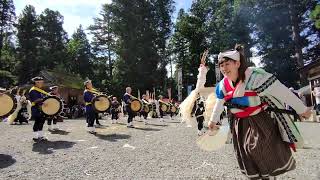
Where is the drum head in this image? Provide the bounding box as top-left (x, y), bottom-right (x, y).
top-left (171, 106), bottom-right (177, 113)
top-left (0, 94), bottom-right (17, 118)
top-left (160, 104), bottom-right (168, 112)
top-left (144, 105), bottom-right (150, 113)
top-left (130, 99), bottom-right (142, 112)
top-left (93, 95), bottom-right (111, 112)
top-left (42, 96), bottom-right (62, 116)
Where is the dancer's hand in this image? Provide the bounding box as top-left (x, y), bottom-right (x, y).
top-left (208, 121), bottom-right (219, 131)
top-left (200, 49), bottom-right (209, 65)
top-left (42, 102), bottom-right (48, 108)
top-left (299, 108), bottom-right (312, 119)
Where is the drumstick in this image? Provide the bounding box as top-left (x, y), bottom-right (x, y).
top-left (146, 90), bottom-right (150, 100)
top-left (22, 89), bottom-right (26, 96)
top-left (200, 49), bottom-right (209, 65)
top-left (17, 87), bottom-right (20, 95)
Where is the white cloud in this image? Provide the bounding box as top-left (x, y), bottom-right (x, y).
top-left (14, 0), bottom-right (192, 39)
top-left (14, 0), bottom-right (111, 37)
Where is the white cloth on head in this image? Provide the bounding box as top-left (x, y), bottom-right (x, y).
top-left (218, 50), bottom-right (240, 61)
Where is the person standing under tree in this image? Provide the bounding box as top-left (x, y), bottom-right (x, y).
top-left (312, 86), bottom-right (320, 115)
top-left (111, 97), bottom-right (120, 124)
top-left (29, 77), bottom-right (49, 142)
top-left (195, 93), bottom-right (205, 136)
top-left (83, 80), bottom-right (97, 134)
top-left (123, 87), bottom-right (135, 128)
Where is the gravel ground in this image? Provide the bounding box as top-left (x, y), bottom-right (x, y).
top-left (0, 116), bottom-right (320, 180)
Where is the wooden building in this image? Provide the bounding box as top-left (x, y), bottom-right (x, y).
top-left (299, 59), bottom-right (320, 106)
top-left (22, 71), bottom-right (85, 107)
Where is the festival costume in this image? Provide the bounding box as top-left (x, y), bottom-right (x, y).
top-left (29, 84), bottom-right (50, 141)
top-left (209, 67), bottom-right (306, 179)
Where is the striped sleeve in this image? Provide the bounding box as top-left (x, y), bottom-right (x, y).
top-left (215, 80), bottom-right (225, 99)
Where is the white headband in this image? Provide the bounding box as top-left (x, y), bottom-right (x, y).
top-left (218, 50), bottom-right (240, 61)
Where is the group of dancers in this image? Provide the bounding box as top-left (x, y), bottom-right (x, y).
top-left (0, 76), bottom-right (179, 139)
top-left (84, 80), bottom-right (179, 134)
top-left (0, 42), bottom-right (314, 179)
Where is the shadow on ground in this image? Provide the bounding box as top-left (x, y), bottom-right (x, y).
top-left (32, 140), bottom-right (76, 154)
top-left (0, 154), bottom-right (16, 169)
top-left (134, 127), bottom-right (161, 132)
top-left (49, 129), bottom-right (70, 135)
top-left (148, 123), bottom-right (168, 127)
top-left (95, 133), bottom-right (131, 142)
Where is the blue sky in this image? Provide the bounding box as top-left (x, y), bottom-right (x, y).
top-left (14, 0), bottom-right (193, 37)
top-left (13, 0), bottom-right (261, 66)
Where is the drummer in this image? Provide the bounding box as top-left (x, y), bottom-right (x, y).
top-left (47, 85), bottom-right (61, 131)
top-left (111, 97), bottom-right (120, 124)
top-left (83, 80), bottom-right (97, 134)
top-left (123, 87), bottom-right (135, 128)
top-left (0, 87), bottom-right (6, 95)
top-left (141, 94), bottom-right (149, 124)
top-left (168, 99), bottom-right (175, 120)
top-left (0, 87), bottom-right (6, 121)
top-left (158, 95), bottom-right (165, 121)
top-left (29, 77), bottom-right (48, 142)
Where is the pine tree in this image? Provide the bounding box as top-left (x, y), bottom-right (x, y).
top-left (38, 8), bottom-right (68, 69)
top-left (16, 5), bottom-right (40, 83)
top-left (67, 25), bottom-right (93, 79)
top-left (89, 4), bottom-right (116, 79)
top-left (0, 0), bottom-right (15, 59)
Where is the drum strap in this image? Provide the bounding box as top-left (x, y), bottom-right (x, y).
top-left (29, 86), bottom-right (50, 96)
top-left (85, 89), bottom-right (101, 95)
top-left (30, 86), bottom-right (50, 106)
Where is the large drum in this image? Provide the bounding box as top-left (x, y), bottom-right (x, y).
top-left (130, 99), bottom-right (142, 112)
top-left (142, 103), bottom-right (151, 113)
top-left (160, 102), bottom-right (168, 112)
top-left (92, 95), bottom-right (111, 113)
top-left (41, 96), bottom-right (63, 116)
top-left (170, 105), bottom-right (177, 113)
top-left (0, 93), bottom-right (17, 118)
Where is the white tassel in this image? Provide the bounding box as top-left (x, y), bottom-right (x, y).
top-left (8, 102), bottom-right (22, 124)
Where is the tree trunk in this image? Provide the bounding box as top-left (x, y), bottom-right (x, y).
top-left (288, 1), bottom-right (307, 85)
top-left (107, 15), bottom-right (113, 79)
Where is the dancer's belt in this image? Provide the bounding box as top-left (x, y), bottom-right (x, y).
top-left (224, 102), bottom-right (297, 115)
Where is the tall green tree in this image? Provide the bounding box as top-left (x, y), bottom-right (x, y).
top-left (169, 9), bottom-right (193, 97)
top-left (104, 0), bottom-right (173, 97)
top-left (66, 25), bottom-right (93, 79)
top-left (89, 4), bottom-right (116, 80)
top-left (0, 35), bottom-right (16, 87)
top-left (0, 0), bottom-right (15, 59)
top-left (38, 8), bottom-right (68, 69)
top-left (16, 5), bottom-right (40, 83)
top-left (170, 0), bottom-right (256, 97)
top-left (252, 0), bottom-right (298, 87)
top-left (252, 0), bottom-right (319, 87)
top-left (151, 0), bottom-right (175, 91)
top-left (305, 3), bottom-right (320, 62)
top-left (311, 4), bottom-right (320, 29)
